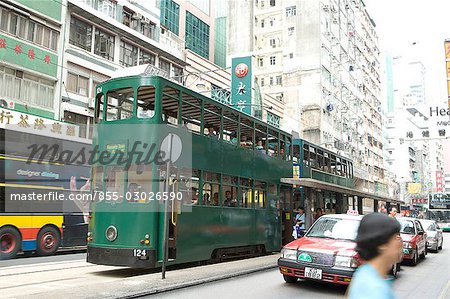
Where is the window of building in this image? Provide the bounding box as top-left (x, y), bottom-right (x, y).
top-left (269, 18), bottom-right (274, 26)
top-left (64, 111), bottom-right (93, 138)
top-left (160, 0), bottom-right (180, 35)
top-left (286, 6), bottom-right (297, 17)
top-left (140, 20), bottom-right (157, 40)
top-left (67, 72), bottom-right (89, 96)
top-left (159, 58), bottom-right (171, 77)
top-left (257, 57), bottom-right (264, 67)
top-left (69, 17), bottom-right (92, 51)
top-left (270, 38), bottom-right (276, 47)
top-left (270, 0), bottom-right (276, 7)
top-left (98, 0), bottom-right (116, 19)
top-left (260, 77), bottom-right (265, 86)
top-left (288, 26), bottom-right (294, 36)
top-left (0, 8), bottom-right (8, 31)
top-left (94, 28), bottom-right (114, 61)
top-left (185, 11), bottom-right (210, 59)
top-left (119, 40), bottom-right (138, 67)
top-left (173, 65), bottom-right (183, 83)
top-left (270, 56), bottom-right (276, 65)
top-left (276, 75), bottom-right (282, 85)
top-left (289, 53), bottom-right (294, 59)
top-left (139, 50), bottom-right (155, 65)
top-left (269, 77), bottom-right (274, 86)
top-left (261, 19), bottom-right (265, 28)
top-left (0, 65), bottom-right (54, 109)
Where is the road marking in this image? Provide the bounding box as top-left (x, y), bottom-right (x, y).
top-left (438, 279), bottom-right (450, 299)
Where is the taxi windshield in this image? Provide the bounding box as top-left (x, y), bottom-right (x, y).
top-left (399, 220), bottom-right (415, 234)
top-left (306, 217), bottom-right (360, 241)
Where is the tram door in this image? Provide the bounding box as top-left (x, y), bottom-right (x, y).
top-left (168, 179), bottom-right (179, 260)
top-left (280, 185), bottom-right (293, 245)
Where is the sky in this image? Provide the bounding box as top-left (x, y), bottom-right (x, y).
top-left (364, 0), bottom-right (449, 105)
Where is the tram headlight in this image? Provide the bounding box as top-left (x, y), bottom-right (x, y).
top-left (105, 225), bottom-right (118, 242)
top-left (281, 248), bottom-right (297, 260)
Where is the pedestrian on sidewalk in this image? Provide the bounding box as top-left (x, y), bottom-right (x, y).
top-left (292, 219), bottom-right (303, 239)
top-left (348, 213), bottom-right (402, 299)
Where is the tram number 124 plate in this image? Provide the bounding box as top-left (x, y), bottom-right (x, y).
top-left (304, 267), bottom-right (322, 280)
top-left (133, 249), bottom-right (147, 257)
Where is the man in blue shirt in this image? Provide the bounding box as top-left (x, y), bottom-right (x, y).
top-left (294, 207), bottom-right (306, 237)
top-left (348, 213), bottom-right (402, 299)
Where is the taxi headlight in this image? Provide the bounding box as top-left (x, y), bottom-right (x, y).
top-left (281, 248), bottom-right (297, 260)
top-left (334, 255), bottom-right (358, 268)
top-left (403, 242), bottom-right (413, 249)
top-left (106, 225), bottom-right (118, 242)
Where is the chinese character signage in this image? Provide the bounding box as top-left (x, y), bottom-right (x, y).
top-left (436, 170), bottom-right (443, 192)
top-left (231, 56), bottom-right (252, 116)
top-left (407, 182), bottom-right (421, 194)
top-left (0, 108), bottom-right (79, 139)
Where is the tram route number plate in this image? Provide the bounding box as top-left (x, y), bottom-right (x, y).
top-left (304, 267), bottom-right (322, 280)
top-left (133, 249), bottom-right (147, 257)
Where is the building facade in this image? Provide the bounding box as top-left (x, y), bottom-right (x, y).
top-left (228, 0), bottom-right (387, 195)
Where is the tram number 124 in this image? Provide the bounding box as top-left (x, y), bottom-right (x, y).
top-left (133, 249), bottom-right (147, 257)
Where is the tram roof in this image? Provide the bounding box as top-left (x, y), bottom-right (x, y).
top-left (101, 73), bottom-right (293, 137)
top-left (281, 177), bottom-right (403, 204)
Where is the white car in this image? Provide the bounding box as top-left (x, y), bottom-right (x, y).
top-left (419, 220), bottom-right (443, 252)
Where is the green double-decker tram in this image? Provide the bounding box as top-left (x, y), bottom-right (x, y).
top-left (87, 75), bottom-right (293, 268)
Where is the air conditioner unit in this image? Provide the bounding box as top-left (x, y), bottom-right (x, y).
top-left (88, 98), bottom-right (95, 109)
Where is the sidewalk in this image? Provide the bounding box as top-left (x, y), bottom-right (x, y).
top-left (6, 254), bottom-right (279, 299)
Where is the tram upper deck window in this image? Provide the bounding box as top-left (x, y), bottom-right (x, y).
top-left (303, 144), bottom-right (309, 166)
top-left (161, 86), bottom-right (179, 126)
top-left (137, 86), bottom-right (156, 119)
top-left (95, 93), bottom-right (104, 123)
top-left (203, 102), bottom-right (221, 139)
top-left (181, 95), bottom-right (201, 134)
top-left (106, 88), bottom-right (134, 121)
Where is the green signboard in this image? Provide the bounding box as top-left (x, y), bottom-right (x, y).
top-left (0, 34), bottom-right (58, 77)
top-left (231, 56), bottom-right (252, 116)
top-left (15, 0), bottom-right (62, 21)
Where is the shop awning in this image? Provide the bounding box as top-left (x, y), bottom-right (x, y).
top-left (281, 177), bottom-right (403, 204)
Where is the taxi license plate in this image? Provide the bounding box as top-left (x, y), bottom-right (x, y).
top-left (304, 267), bottom-right (322, 280)
top-left (133, 249), bottom-right (147, 257)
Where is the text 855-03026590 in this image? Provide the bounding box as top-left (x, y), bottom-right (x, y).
top-left (92, 191), bottom-right (183, 202)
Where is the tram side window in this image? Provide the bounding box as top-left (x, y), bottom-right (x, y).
top-left (105, 166), bottom-right (125, 202)
top-left (255, 123), bottom-right (267, 154)
top-left (268, 129), bottom-right (279, 157)
top-left (255, 181), bottom-right (267, 209)
top-left (126, 164), bottom-right (152, 203)
top-left (239, 178), bottom-right (252, 208)
top-left (106, 88), bottom-right (134, 121)
top-left (203, 103), bottom-right (221, 139)
top-left (324, 153), bottom-right (331, 172)
top-left (330, 155), bottom-right (336, 174)
top-left (181, 97), bottom-right (201, 134)
top-left (317, 149), bottom-right (324, 170)
top-left (309, 147), bottom-right (318, 169)
top-left (336, 157), bottom-right (342, 176)
top-left (161, 86), bottom-right (179, 126)
top-left (240, 122), bottom-right (254, 149)
top-left (293, 144), bottom-right (300, 162)
top-left (286, 137), bottom-right (292, 161)
top-left (222, 175), bottom-right (238, 207)
top-left (223, 109), bottom-right (239, 145)
top-left (202, 171), bottom-right (220, 206)
top-left (303, 144), bottom-right (310, 166)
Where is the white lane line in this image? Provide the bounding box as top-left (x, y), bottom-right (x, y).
top-left (438, 279), bottom-right (450, 299)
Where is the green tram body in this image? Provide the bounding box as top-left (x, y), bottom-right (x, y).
top-left (87, 76), bottom-right (293, 268)
top-left (292, 139), bottom-right (355, 189)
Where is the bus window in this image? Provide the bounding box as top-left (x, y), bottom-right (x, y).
top-left (106, 87), bottom-right (134, 121)
top-left (105, 166), bottom-right (125, 202)
top-left (137, 86), bottom-right (156, 119)
top-left (181, 96), bottom-right (201, 134)
top-left (223, 109), bottom-right (238, 144)
top-left (126, 164), bottom-right (152, 203)
top-left (255, 181), bottom-right (266, 209)
top-left (95, 93), bottom-right (104, 123)
top-left (239, 178), bottom-right (252, 208)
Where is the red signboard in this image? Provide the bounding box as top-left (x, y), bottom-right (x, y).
top-left (436, 170), bottom-right (443, 192)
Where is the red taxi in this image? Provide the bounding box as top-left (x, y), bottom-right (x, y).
top-left (398, 217), bottom-right (427, 265)
top-left (278, 213), bottom-right (363, 285)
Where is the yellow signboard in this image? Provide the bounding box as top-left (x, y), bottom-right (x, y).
top-left (407, 183), bottom-right (421, 194)
top-left (445, 41), bottom-right (450, 59)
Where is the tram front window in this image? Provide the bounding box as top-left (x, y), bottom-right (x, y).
top-left (106, 87), bottom-right (134, 121)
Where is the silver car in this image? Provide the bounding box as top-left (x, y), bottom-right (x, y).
top-left (419, 219), bottom-right (443, 252)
